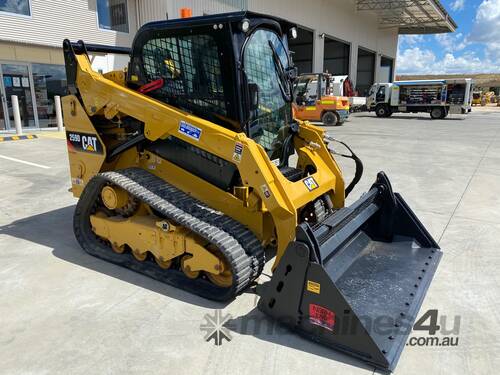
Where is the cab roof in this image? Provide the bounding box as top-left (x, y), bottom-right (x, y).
top-left (138, 11), bottom-right (296, 34)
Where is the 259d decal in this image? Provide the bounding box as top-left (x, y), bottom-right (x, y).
top-left (67, 132), bottom-right (104, 154)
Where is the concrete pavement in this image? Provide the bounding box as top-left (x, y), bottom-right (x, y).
top-left (1, 111), bottom-right (499, 374)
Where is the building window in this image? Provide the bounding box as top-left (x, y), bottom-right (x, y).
top-left (32, 64), bottom-right (67, 127)
top-left (97, 0), bottom-right (129, 33)
top-left (0, 0), bottom-right (31, 16)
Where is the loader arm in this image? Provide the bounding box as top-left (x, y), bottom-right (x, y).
top-left (63, 41), bottom-right (345, 268)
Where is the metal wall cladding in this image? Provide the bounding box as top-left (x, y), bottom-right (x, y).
top-left (137, 0), bottom-right (247, 24)
top-left (137, 0), bottom-right (397, 58)
top-left (0, 0), bottom-right (137, 48)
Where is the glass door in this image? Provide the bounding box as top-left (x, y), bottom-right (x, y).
top-left (0, 69), bottom-right (7, 130)
top-left (0, 89), bottom-right (6, 130)
top-left (0, 63), bottom-right (37, 129)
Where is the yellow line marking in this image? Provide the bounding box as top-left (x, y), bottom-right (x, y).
top-left (0, 134), bottom-right (38, 141)
top-left (0, 154), bottom-right (50, 169)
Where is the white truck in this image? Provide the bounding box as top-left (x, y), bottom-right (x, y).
top-left (367, 79), bottom-right (473, 119)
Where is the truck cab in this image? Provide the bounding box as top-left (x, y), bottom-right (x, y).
top-left (366, 83), bottom-right (392, 116)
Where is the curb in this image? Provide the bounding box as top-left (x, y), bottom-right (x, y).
top-left (0, 134), bottom-right (38, 142)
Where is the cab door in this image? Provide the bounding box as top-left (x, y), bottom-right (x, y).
top-left (376, 85), bottom-right (386, 103)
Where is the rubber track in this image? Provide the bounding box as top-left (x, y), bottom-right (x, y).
top-left (73, 168), bottom-right (265, 301)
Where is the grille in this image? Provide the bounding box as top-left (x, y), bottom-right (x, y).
top-left (141, 34), bottom-right (226, 117)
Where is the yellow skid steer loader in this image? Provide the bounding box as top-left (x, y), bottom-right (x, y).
top-left (62, 11), bottom-right (441, 371)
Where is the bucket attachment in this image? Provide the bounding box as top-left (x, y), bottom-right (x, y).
top-left (258, 172), bottom-right (442, 372)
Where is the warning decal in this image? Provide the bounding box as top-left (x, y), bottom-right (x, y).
top-left (307, 280), bottom-right (321, 294)
top-left (260, 184), bottom-right (271, 199)
top-left (303, 176), bottom-right (319, 191)
top-left (309, 304), bottom-right (335, 331)
top-left (233, 142), bottom-right (243, 163)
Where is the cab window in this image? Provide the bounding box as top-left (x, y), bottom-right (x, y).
top-left (376, 85), bottom-right (386, 102)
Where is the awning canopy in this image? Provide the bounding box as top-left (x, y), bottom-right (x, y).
top-left (356, 0), bottom-right (457, 34)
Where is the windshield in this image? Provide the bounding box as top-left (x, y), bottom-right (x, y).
top-left (243, 29), bottom-right (292, 158)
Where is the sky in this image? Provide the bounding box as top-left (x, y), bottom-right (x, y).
top-left (396, 0), bottom-right (500, 75)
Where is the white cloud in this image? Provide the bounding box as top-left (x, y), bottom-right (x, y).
top-left (470, 0), bottom-right (500, 43)
top-left (396, 47), bottom-right (437, 74)
top-left (469, 0), bottom-right (500, 64)
top-left (434, 33), bottom-right (467, 52)
top-left (396, 47), bottom-right (496, 74)
top-left (440, 52), bottom-right (493, 73)
top-left (396, 0), bottom-right (500, 74)
top-left (450, 0), bottom-right (465, 11)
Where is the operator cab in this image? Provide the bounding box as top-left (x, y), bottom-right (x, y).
top-left (294, 73), bottom-right (330, 106)
top-left (127, 11), bottom-right (298, 160)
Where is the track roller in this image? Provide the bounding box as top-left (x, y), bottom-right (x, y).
top-left (132, 249), bottom-right (147, 261)
top-left (181, 255), bottom-right (200, 279)
top-left (111, 242), bottom-right (126, 254)
top-left (155, 256), bottom-right (172, 269)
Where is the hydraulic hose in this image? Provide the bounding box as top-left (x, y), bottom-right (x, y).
top-left (279, 132), bottom-right (295, 168)
top-left (324, 135), bottom-right (364, 197)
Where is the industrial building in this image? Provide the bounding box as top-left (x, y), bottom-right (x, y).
top-left (0, 0), bottom-right (456, 131)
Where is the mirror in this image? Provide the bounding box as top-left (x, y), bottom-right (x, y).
top-left (248, 82), bottom-right (259, 111)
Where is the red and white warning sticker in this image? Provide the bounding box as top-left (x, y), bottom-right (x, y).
top-left (309, 303), bottom-right (336, 331)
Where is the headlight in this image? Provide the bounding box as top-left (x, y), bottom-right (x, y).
top-left (289, 27), bottom-right (298, 39)
top-left (240, 19), bottom-right (250, 32)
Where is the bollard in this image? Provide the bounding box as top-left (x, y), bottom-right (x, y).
top-left (11, 95), bottom-right (22, 135)
top-left (54, 95), bottom-right (64, 131)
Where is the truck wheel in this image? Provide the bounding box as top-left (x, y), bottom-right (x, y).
top-left (430, 107), bottom-right (444, 119)
top-left (375, 105), bottom-right (388, 117)
top-left (321, 111), bottom-right (338, 126)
